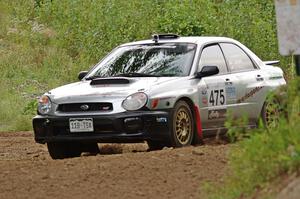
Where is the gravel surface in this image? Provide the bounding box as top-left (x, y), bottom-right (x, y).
top-left (0, 132), bottom-right (229, 199)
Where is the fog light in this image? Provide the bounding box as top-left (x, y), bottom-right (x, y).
top-left (124, 117), bottom-right (143, 132)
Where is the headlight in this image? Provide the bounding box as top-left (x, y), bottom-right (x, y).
top-left (122, 92), bottom-right (148, 111)
top-left (38, 95), bottom-right (52, 115)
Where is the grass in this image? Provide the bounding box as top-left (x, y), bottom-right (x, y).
top-left (205, 78), bottom-right (300, 198)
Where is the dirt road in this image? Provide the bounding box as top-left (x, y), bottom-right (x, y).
top-left (0, 132), bottom-right (229, 199)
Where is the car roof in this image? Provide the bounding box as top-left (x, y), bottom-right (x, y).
top-left (119, 36), bottom-right (237, 46)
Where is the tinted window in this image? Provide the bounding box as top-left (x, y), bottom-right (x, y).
top-left (199, 45), bottom-right (228, 74)
top-left (220, 43), bottom-right (255, 72)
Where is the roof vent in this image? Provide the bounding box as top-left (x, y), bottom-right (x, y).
top-left (152, 33), bottom-right (180, 43)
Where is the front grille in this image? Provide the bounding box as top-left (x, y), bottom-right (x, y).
top-left (57, 103), bottom-right (113, 112)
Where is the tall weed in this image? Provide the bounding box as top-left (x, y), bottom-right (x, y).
top-left (206, 78), bottom-right (300, 198)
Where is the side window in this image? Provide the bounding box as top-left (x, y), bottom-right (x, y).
top-left (199, 45), bottom-right (228, 75)
top-left (220, 43), bottom-right (255, 72)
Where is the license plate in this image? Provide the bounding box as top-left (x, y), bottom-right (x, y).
top-left (69, 118), bottom-right (94, 132)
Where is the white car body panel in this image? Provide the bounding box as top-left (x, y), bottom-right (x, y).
top-left (42, 36), bottom-right (286, 132)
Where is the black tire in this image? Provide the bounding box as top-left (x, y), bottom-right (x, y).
top-left (168, 100), bottom-right (194, 147)
top-left (192, 132), bottom-right (204, 146)
top-left (147, 140), bottom-right (165, 151)
top-left (80, 143), bottom-right (100, 155)
top-left (47, 142), bottom-right (81, 159)
top-left (261, 97), bottom-right (281, 129)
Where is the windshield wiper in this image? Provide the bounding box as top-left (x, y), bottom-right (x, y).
top-left (85, 72), bottom-right (173, 80)
top-left (85, 76), bottom-right (102, 80)
top-left (113, 72), bottom-right (160, 77)
top-left (158, 73), bottom-right (177, 77)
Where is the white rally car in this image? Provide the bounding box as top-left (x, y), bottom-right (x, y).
top-left (33, 34), bottom-right (286, 159)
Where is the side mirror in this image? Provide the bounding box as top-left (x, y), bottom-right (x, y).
top-left (196, 66), bottom-right (219, 78)
top-left (78, 71), bottom-right (88, 80)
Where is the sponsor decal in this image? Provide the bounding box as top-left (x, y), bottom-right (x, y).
top-left (156, 117), bottom-right (167, 123)
top-left (237, 86), bottom-right (263, 103)
top-left (201, 89), bottom-right (208, 105)
top-left (208, 109), bottom-right (227, 120)
top-left (202, 96), bottom-right (208, 105)
top-left (226, 86), bottom-right (236, 99)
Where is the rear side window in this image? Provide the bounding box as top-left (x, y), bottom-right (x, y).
top-left (220, 43), bottom-right (255, 72)
top-left (199, 45), bottom-right (228, 74)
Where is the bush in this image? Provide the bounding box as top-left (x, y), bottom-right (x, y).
top-left (206, 78), bottom-right (300, 198)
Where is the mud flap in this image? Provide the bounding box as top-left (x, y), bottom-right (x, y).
top-left (192, 105), bottom-right (204, 145)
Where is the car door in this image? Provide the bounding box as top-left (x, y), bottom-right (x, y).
top-left (219, 43), bottom-right (266, 125)
top-left (197, 44), bottom-right (239, 130)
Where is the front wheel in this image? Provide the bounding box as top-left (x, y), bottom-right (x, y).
top-left (80, 143), bottom-right (100, 155)
top-left (168, 101), bottom-right (194, 147)
top-left (147, 140), bottom-right (165, 151)
top-left (47, 142), bottom-right (82, 159)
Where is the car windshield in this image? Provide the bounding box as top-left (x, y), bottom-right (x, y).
top-left (86, 43), bottom-right (197, 78)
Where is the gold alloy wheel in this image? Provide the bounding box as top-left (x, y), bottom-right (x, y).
top-left (265, 99), bottom-right (280, 128)
top-left (175, 107), bottom-right (192, 145)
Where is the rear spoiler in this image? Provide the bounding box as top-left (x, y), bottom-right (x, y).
top-left (263, 60), bottom-right (280, 66)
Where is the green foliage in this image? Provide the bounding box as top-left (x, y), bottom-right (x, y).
top-left (0, 1), bottom-right (292, 132)
top-left (22, 100), bottom-right (38, 116)
top-left (156, 1), bottom-right (206, 36)
top-left (225, 112), bottom-right (250, 142)
top-left (206, 78), bottom-right (300, 199)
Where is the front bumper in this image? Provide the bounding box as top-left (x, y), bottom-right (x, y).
top-left (33, 111), bottom-right (170, 144)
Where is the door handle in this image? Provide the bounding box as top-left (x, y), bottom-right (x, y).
top-left (225, 78), bottom-right (232, 85)
top-left (256, 74), bottom-right (264, 81)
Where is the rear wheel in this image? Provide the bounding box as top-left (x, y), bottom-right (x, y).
top-left (168, 101), bottom-right (194, 147)
top-left (261, 98), bottom-right (281, 129)
top-left (47, 142), bottom-right (82, 159)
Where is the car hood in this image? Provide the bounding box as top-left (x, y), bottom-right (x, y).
top-left (48, 77), bottom-right (181, 104)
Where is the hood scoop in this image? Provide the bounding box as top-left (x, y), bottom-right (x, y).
top-left (90, 77), bottom-right (131, 85)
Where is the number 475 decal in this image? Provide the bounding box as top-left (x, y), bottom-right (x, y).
top-left (209, 89), bottom-right (226, 106)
